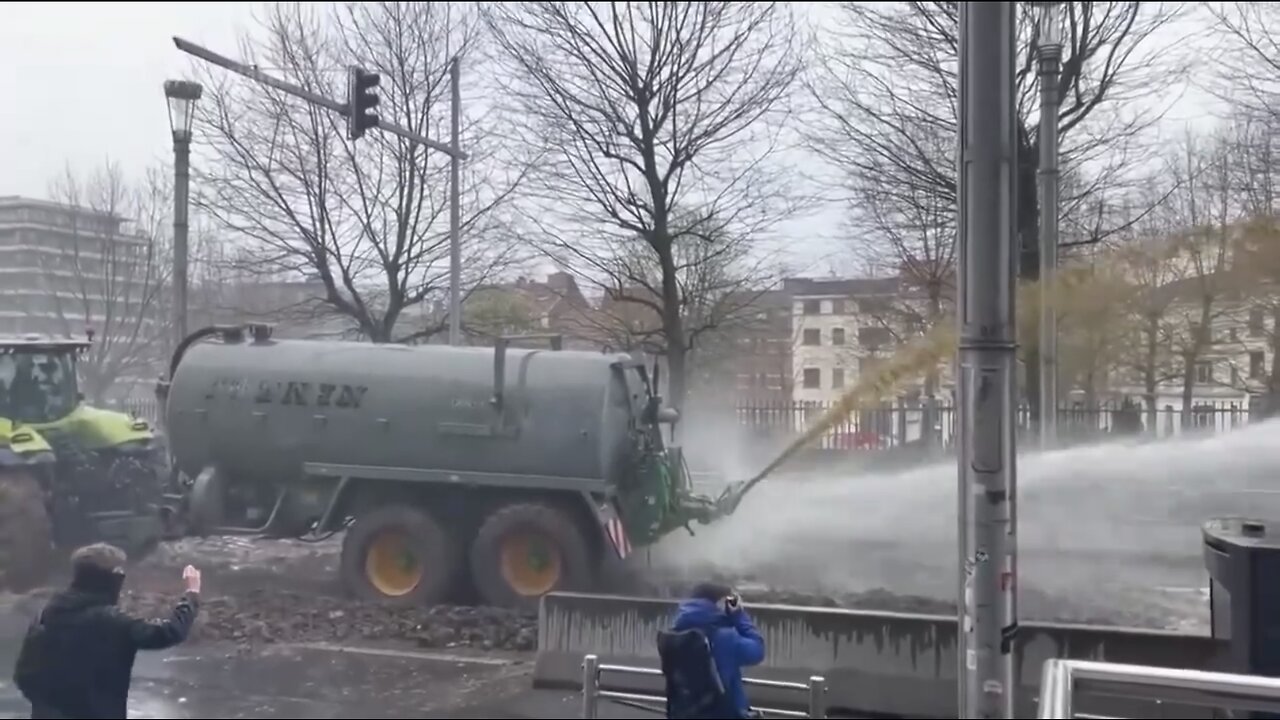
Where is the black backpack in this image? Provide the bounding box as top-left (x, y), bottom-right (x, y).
top-left (657, 628), bottom-right (731, 719)
top-left (13, 611), bottom-right (58, 705)
top-left (13, 606), bottom-right (97, 710)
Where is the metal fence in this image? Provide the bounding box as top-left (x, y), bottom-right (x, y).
top-left (581, 654), bottom-right (826, 719)
top-left (108, 394), bottom-right (1256, 452)
top-left (1037, 658), bottom-right (1280, 718)
top-left (734, 399), bottom-right (1255, 450)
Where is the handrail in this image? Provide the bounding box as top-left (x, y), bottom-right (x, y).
top-left (1038, 658), bottom-right (1280, 718)
top-left (581, 653), bottom-right (827, 719)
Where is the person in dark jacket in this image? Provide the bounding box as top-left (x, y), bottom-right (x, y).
top-left (15, 543), bottom-right (201, 720)
top-left (667, 582), bottom-right (766, 719)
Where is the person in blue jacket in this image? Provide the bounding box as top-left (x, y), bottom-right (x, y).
top-left (667, 582), bottom-right (766, 719)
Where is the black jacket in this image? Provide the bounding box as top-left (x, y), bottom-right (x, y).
top-left (20, 572), bottom-right (200, 720)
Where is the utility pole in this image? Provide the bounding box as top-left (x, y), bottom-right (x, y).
top-left (1036, 1), bottom-right (1064, 448)
top-left (448, 56), bottom-right (463, 346)
top-left (956, 3), bottom-right (1019, 718)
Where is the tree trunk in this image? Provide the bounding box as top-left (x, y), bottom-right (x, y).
top-left (1267, 305), bottom-right (1280, 417)
top-left (922, 290), bottom-right (943, 446)
top-left (1018, 136), bottom-right (1041, 430)
top-left (1142, 314), bottom-right (1159, 432)
top-left (657, 242), bottom-right (687, 413)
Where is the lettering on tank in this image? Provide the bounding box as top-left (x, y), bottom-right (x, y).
top-left (205, 378), bottom-right (369, 409)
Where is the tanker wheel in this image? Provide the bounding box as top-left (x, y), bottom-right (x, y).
top-left (340, 504), bottom-right (457, 606)
top-left (470, 502), bottom-right (592, 611)
top-left (0, 469), bottom-right (54, 592)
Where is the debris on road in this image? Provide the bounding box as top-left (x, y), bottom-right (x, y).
top-left (119, 588), bottom-right (539, 651)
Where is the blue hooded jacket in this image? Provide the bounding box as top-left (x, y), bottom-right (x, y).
top-left (670, 598), bottom-right (766, 718)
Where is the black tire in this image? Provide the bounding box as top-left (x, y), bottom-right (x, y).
top-left (469, 501), bottom-right (594, 611)
top-left (340, 504), bottom-right (458, 607)
top-left (0, 469), bottom-right (53, 592)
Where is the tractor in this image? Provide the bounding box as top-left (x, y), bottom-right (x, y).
top-left (0, 335), bottom-right (169, 590)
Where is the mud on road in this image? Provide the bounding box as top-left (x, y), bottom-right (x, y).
top-left (1, 532), bottom-right (1200, 658)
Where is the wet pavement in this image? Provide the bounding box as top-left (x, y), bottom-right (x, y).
top-left (0, 634), bottom-right (654, 719)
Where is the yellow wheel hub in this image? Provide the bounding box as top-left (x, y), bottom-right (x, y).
top-left (499, 532), bottom-right (562, 597)
top-left (364, 529), bottom-right (423, 597)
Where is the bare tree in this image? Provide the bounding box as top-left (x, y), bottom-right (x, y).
top-left (804, 1), bottom-right (1191, 417)
top-left (35, 161), bottom-right (170, 402)
top-left (578, 214), bottom-right (786, 384)
top-left (1146, 129), bottom-right (1243, 423)
top-left (482, 1), bottom-right (806, 410)
top-left (193, 2), bottom-right (527, 343)
top-left (1208, 3), bottom-right (1280, 124)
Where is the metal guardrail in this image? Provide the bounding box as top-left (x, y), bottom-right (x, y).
top-left (581, 653), bottom-right (827, 719)
top-left (1038, 658), bottom-right (1280, 718)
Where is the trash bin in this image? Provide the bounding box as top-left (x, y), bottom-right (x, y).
top-left (1203, 517), bottom-right (1280, 719)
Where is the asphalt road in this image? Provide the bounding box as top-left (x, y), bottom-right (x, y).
top-left (0, 636), bottom-right (663, 719)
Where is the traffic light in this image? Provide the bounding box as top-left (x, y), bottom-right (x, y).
top-left (346, 65), bottom-right (381, 141)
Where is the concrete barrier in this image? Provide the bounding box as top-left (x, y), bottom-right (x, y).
top-left (536, 592), bottom-right (1223, 718)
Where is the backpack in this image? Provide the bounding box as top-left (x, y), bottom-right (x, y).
top-left (13, 611), bottom-right (58, 705)
top-left (657, 628), bottom-right (731, 719)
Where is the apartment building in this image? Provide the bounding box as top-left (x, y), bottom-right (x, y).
top-left (0, 195), bottom-right (158, 338)
top-left (786, 276), bottom-right (908, 403)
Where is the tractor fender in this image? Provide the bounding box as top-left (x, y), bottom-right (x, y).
top-left (39, 405), bottom-right (155, 452)
top-left (0, 418), bottom-right (53, 460)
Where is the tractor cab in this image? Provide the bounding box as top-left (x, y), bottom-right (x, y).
top-left (0, 335), bottom-right (90, 426)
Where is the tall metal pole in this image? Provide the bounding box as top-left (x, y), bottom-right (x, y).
top-left (448, 56), bottom-right (463, 346)
top-left (956, 3), bottom-right (1019, 718)
top-left (172, 138), bottom-right (191, 354)
top-left (1037, 3), bottom-right (1063, 449)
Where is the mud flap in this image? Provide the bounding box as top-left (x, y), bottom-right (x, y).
top-left (593, 499), bottom-right (632, 560)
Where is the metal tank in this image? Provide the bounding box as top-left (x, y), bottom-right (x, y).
top-left (162, 325), bottom-right (729, 610)
top-left (166, 330), bottom-right (641, 488)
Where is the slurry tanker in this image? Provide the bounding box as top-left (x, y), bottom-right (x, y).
top-left (157, 325), bottom-right (745, 609)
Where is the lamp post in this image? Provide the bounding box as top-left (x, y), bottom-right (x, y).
top-left (1036, 1), bottom-right (1063, 449)
top-left (163, 79), bottom-right (203, 359)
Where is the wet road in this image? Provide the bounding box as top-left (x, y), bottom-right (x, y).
top-left (0, 613), bottom-right (651, 720)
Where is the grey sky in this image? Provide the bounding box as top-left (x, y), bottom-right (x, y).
top-left (0, 2), bottom-right (1225, 279)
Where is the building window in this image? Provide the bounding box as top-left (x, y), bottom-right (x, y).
top-left (1251, 351), bottom-right (1266, 379)
top-left (832, 328), bottom-right (846, 346)
top-left (859, 326), bottom-right (893, 350)
top-left (803, 300), bottom-right (820, 315)
top-left (802, 368), bottom-right (821, 389)
top-left (832, 368), bottom-right (845, 389)
top-left (832, 299), bottom-right (845, 315)
top-left (1250, 307), bottom-right (1265, 337)
top-left (802, 328), bottom-right (821, 346)
top-left (1195, 360), bottom-right (1213, 385)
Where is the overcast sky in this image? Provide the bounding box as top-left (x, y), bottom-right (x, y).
top-left (0, 2), bottom-right (1225, 278)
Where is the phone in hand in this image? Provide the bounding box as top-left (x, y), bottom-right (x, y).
top-left (723, 593), bottom-right (741, 615)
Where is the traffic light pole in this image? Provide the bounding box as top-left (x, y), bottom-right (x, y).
top-left (173, 36), bottom-right (470, 344)
top-left (448, 56), bottom-right (462, 347)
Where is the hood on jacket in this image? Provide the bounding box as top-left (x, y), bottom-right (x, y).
top-left (672, 598), bottom-right (732, 632)
top-left (42, 566), bottom-right (124, 621)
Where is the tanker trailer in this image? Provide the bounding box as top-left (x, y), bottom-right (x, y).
top-left (161, 325), bottom-right (734, 609)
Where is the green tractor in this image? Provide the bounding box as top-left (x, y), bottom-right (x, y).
top-left (0, 335), bottom-right (169, 590)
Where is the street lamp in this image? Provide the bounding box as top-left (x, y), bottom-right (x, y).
top-left (1035, 1), bottom-right (1063, 449)
top-left (163, 79), bottom-right (203, 360)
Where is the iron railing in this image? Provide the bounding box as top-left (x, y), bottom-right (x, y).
top-left (1038, 658), bottom-right (1280, 718)
top-left (581, 653), bottom-right (827, 719)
